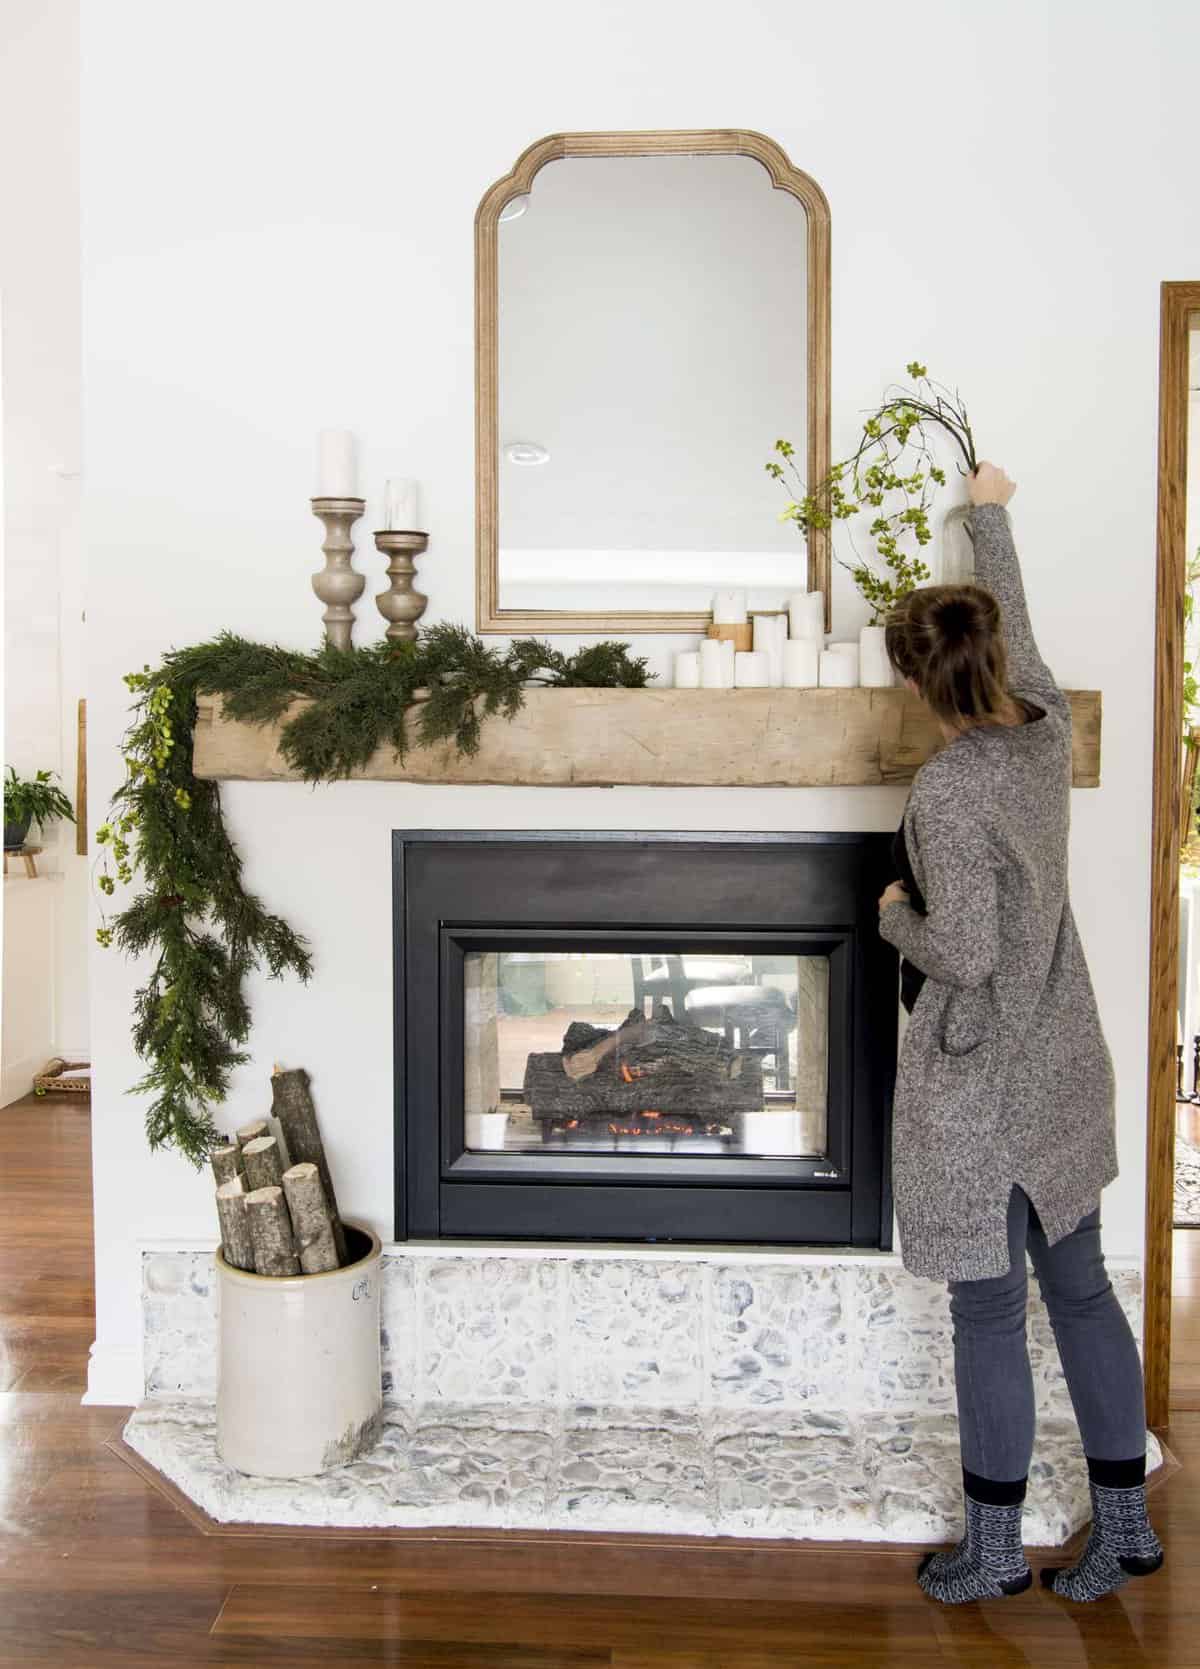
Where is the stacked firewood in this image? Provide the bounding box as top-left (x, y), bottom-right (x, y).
top-left (210, 1067), bottom-right (349, 1276)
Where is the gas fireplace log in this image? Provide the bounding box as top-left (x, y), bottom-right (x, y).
top-left (241, 1134), bottom-right (284, 1193)
top-left (244, 1185), bottom-right (302, 1277)
top-left (281, 1162), bottom-right (340, 1274)
top-left (235, 1119), bottom-right (269, 1149)
top-left (210, 1143), bottom-right (243, 1188)
top-left (215, 1177), bottom-right (255, 1271)
top-left (270, 1067), bottom-right (348, 1267)
top-left (562, 1017), bottom-right (650, 1081)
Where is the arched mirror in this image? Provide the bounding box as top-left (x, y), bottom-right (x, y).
top-left (476, 131), bottom-right (830, 634)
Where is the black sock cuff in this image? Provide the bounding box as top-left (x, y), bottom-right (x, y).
top-left (1085, 1454), bottom-right (1147, 1490)
top-left (962, 1466), bottom-right (1028, 1507)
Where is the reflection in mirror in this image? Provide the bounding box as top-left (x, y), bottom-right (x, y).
top-left (497, 154), bottom-right (809, 616)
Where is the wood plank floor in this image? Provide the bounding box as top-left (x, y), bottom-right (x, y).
top-left (2, 1092), bottom-right (1199, 1667)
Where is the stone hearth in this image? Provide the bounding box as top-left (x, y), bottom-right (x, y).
top-left (125, 1242), bottom-right (1158, 1544)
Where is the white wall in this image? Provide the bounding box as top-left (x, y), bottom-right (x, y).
top-left (1, 0), bottom-right (89, 1099)
top-left (80, 0), bottom-right (1200, 1402)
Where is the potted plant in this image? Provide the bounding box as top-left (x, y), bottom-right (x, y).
top-left (767, 363), bottom-right (979, 684)
top-left (4, 767), bottom-right (75, 851)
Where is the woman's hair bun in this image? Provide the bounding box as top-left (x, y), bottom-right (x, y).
top-left (931, 596), bottom-right (978, 645)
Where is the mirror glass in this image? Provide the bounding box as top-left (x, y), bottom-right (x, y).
top-left (496, 154), bottom-right (808, 614)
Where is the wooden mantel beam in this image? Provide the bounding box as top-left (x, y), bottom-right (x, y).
top-left (192, 688), bottom-right (1102, 790)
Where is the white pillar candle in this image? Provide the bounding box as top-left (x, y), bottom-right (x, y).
top-left (720, 639), bottom-right (736, 688)
top-left (819, 649), bottom-right (857, 688)
top-left (674, 650), bottom-right (701, 688)
top-left (383, 477), bottom-right (422, 532)
top-left (782, 639), bottom-right (820, 688)
top-left (699, 639), bottom-right (726, 689)
top-left (712, 588), bottom-right (748, 625)
top-left (752, 614), bottom-right (786, 686)
top-left (734, 651), bottom-right (770, 687)
top-left (787, 591), bottom-right (824, 641)
top-left (827, 640), bottom-right (860, 684)
top-left (859, 624), bottom-right (895, 688)
top-left (316, 429), bottom-right (358, 499)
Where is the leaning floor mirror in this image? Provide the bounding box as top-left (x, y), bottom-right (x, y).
top-left (475, 131), bottom-right (831, 634)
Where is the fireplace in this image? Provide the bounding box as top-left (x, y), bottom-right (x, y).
top-left (393, 832), bottom-right (897, 1246)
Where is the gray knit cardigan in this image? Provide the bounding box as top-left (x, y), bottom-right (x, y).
top-left (878, 503), bottom-right (1117, 1282)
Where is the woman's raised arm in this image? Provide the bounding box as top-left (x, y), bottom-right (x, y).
top-left (968, 463), bottom-right (1063, 709)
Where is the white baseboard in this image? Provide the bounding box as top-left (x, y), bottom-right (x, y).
top-left (82, 1339), bottom-right (143, 1406)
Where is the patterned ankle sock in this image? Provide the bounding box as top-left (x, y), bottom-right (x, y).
top-left (1041, 1464), bottom-right (1163, 1603)
top-left (918, 1480), bottom-right (1031, 1605)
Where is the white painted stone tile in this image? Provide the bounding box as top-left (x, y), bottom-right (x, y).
top-left (554, 1421), bottom-right (713, 1534)
top-left (708, 1264), bottom-right (847, 1408)
top-left (713, 1428), bottom-right (872, 1537)
top-left (855, 1269), bottom-right (956, 1411)
top-left (380, 1257), bottom-right (419, 1402)
top-left (564, 1260), bottom-right (704, 1406)
top-left (420, 1258), bottom-right (560, 1402)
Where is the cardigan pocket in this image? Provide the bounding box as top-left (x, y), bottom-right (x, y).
top-left (939, 984), bottom-right (996, 1058)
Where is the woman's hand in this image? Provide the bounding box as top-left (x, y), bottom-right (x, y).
top-left (879, 880), bottom-right (909, 914)
top-left (969, 461), bottom-right (1017, 507)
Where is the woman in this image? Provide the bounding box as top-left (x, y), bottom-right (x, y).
top-left (877, 462), bottom-right (1163, 1605)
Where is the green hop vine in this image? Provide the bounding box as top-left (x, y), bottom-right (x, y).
top-left (767, 362), bottom-right (978, 624)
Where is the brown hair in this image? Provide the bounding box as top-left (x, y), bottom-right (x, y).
top-left (884, 584), bottom-right (1012, 728)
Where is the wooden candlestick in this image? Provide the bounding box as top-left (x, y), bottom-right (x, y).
top-left (373, 530), bottom-right (430, 642)
top-left (311, 496), bottom-right (366, 651)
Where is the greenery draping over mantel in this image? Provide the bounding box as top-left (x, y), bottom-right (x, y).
top-left (96, 626), bottom-right (651, 1161)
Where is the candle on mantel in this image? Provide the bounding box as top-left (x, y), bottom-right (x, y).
top-left (734, 651), bottom-right (769, 688)
top-left (383, 477), bottom-right (423, 532)
top-left (316, 429), bottom-right (359, 499)
top-left (674, 651), bottom-right (701, 688)
top-left (819, 650), bottom-right (857, 688)
top-left (712, 588), bottom-right (748, 625)
top-left (699, 639), bottom-right (725, 689)
top-left (782, 639), bottom-right (820, 688)
top-left (788, 590), bottom-right (824, 641)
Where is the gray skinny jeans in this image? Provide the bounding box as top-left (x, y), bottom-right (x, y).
top-left (948, 1185), bottom-right (1147, 1482)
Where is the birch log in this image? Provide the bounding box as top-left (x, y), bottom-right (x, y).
top-left (215, 1178), bottom-right (255, 1271)
top-left (270, 1068), bottom-right (347, 1266)
top-left (241, 1134), bottom-right (284, 1193)
top-left (244, 1185), bottom-right (301, 1276)
top-left (236, 1119), bottom-right (269, 1149)
top-left (281, 1162), bottom-right (340, 1274)
top-left (210, 1143), bottom-right (243, 1187)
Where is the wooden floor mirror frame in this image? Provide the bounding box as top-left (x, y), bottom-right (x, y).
top-left (1144, 280), bottom-right (1200, 1427)
top-left (475, 130), bottom-right (832, 636)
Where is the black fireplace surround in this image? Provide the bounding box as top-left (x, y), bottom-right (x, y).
top-left (393, 831), bottom-right (897, 1247)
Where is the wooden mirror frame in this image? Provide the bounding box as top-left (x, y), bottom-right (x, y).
top-left (475, 130), bottom-right (831, 635)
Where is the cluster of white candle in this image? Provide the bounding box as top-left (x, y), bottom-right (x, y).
top-left (316, 429), bottom-right (423, 532)
top-left (673, 588), bottom-right (895, 690)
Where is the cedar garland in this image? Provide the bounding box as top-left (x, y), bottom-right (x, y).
top-left (95, 624), bottom-right (651, 1164)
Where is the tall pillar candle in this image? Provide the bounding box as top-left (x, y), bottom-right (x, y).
top-left (753, 613), bottom-right (786, 686)
top-left (734, 651), bottom-right (769, 687)
top-left (316, 429), bottom-right (358, 499)
top-left (720, 639), bottom-right (736, 688)
top-left (859, 624), bottom-right (895, 688)
top-left (712, 589), bottom-right (747, 625)
top-left (674, 650), bottom-right (701, 688)
top-left (788, 591), bottom-right (824, 641)
top-left (782, 638), bottom-right (820, 688)
top-left (699, 639), bottom-right (725, 689)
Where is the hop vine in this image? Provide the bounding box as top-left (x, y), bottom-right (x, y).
top-left (767, 363), bottom-right (977, 624)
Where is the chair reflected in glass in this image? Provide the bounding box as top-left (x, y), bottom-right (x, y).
top-left (631, 954), bottom-right (796, 1092)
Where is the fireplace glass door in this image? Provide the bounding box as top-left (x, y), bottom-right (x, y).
top-left (464, 949), bottom-right (829, 1159)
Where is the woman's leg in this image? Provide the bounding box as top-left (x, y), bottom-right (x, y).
top-left (1028, 1203), bottom-right (1163, 1601)
top-left (918, 1186), bottom-right (1033, 1603)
